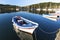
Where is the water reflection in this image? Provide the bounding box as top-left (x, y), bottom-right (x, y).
top-left (0, 11), bottom-right (60, 40)
top-left (0, 10), bottom-right (19, 13)
top-left (27, 9), bottom-right (55, 15)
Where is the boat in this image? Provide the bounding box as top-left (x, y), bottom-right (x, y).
top-left (12, 16), bottom-right (38, 40)
top-left (42, 10), bottom-right (60, 21)
top-left (43, 14), bottom-right (57, 21)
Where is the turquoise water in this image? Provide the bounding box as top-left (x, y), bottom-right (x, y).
top-left (0, 11), bottom-right (60, 40)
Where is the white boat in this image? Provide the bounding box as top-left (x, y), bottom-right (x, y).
top-left (12, 16), bottom-right (38, 29)
top-left (43, 14), bottom-right (57, 21)
top-left (12, 16), bottom-right (38, 40)
top-left (43, 10), bottom-right (60, 21)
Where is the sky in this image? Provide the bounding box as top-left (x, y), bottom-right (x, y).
top-left (0, 0), bottom-right (60, 6)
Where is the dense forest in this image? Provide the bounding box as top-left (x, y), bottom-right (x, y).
top-left (26, 2), bottom-right (60, 9)
top-left (21, 2), bottom-right (60, 13)
top-left (22, 2), bottom-right (60, 11)
top-left (0, 4), bottom-right (20, 13)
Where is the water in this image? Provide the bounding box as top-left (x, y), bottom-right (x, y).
top-left (0, 11), bottom-right (60, 40)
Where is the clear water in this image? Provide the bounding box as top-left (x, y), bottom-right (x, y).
top-left (0, 11), bottom-right (60, 40)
